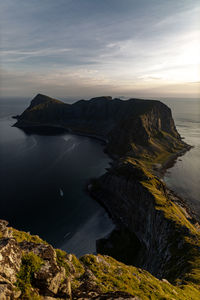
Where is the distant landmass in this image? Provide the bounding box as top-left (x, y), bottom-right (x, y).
top-left (1, 94), bottom-right (199, 299)
top-left (14, 93), bottom-right (186, 159)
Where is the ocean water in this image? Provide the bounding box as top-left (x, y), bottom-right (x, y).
top-left (162, 98), bottom-right (200, 219)
top-left (0, 98), bottom-right (114, 256)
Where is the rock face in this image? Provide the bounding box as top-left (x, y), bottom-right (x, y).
top-left (91, 161), bottom-right (199, 282)
top-left (0, 220), bottom-right (71, 299)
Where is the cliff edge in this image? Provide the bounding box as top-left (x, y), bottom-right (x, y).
top-left (1, 219), bottom-right (200, 299)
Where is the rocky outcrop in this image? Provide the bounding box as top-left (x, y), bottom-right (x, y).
top-left (0, 220), bottom-right (145, 299)
top-left (1, 219), bottom-right (200, 299)
top-left (0, 220), bottom-right (71, 299)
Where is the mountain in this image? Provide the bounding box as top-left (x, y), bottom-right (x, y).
top-left (14, 94), bottom-right (186, 160)
top-left (3, 93), bottom-right (199, 299)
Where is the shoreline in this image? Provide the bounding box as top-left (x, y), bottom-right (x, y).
top-left (91, 141), bottom-right (200, 236)
top-left (153, 144), bottom-right (200, 224)
top-left (13, 121), bottom-right (108, 144)
top-left (153, 143), bottom-right (193, 178)
top-left (14, 120), bottom-right (199, 232)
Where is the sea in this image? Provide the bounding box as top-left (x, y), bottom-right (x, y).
top-left (0, 97), bottom-right (199, 255)
top-left (162, 98), bottom-right (200, 219)
top-left (0, 97), bottom-right (115, 256)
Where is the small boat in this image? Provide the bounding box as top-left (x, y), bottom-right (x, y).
top-left (59, 188), bottom-right (64, 197)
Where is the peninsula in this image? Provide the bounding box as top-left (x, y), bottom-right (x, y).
top-left (0, 94), bottom-right (199, 299)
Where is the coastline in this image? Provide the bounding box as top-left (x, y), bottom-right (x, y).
top-left (14, 120), bottom-right (198, 228)
top-left (153, 143), bottom-right (193, 178)
top-left (89, 141), bottom-right (200, 249)
top-left (152, 144), bottom-right (200, 224)
top-left (13, 121), bottom-right (108, 144)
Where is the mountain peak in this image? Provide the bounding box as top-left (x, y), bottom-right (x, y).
top-left (29, 94), bottom-right (63, 109)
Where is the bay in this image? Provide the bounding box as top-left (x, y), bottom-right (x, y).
top-left (0, 98), bottom-right (114, 256)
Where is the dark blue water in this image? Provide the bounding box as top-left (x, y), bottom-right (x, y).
top-left (162, 98), bottom-right (200, 219)
top-left (0, 98), bottom-right (114, 256)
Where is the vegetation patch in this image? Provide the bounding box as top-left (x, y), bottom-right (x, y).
top-left (15, 252), bottom-right (44, 299)
top-left (55, 249), bottom-right (71, 276)
top-left (12, 228), bottom-right (48, 244)
top-left (71, 254), bottom-right (85, 276)
top-left (80, 254), bottom-right (200, 299)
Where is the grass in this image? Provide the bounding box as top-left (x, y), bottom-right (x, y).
top-left (15, 252), bottom-right (44, 299)
top-left (71, 254), bottom-right (85, 276)
top-left (12, 228), bottom-right (48, 244)
top-left (55, 249), bottom-right (71, 276)
top-left (55, 249), bottom-right (85, 277)
top-left (79, 254), bottom-right (200, 299)
top-left (126, 128), bottom-right (187, 172)
top-left (55, 249), bottom-right (85, 291)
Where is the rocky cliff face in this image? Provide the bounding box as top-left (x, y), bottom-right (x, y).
top-left (90, 161), bottom-right (200, 283)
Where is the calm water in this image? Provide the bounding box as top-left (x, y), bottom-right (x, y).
top-left (0, 98), bottom-right (114, 256)
top-left (162, 98), bottom-right (200, 219)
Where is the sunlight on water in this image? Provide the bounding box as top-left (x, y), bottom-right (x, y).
top-left (162, 98), bottom-right (200, 218)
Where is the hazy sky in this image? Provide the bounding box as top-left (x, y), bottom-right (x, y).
top-left (0, 0), bottom-right (199, 99)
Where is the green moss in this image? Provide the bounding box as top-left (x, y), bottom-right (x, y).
top-left (55, 249), bottom-right (70, 276)
top-left (15, 252), bottom-right (44, 299)
top-left (12, 228), bottom-right (48, 244)
top-left (79, 254), bottom-right (200, 299)
top-left (71, 254), bottom-right (85, 276)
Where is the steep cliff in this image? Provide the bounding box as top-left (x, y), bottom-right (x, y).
top-left (90, 160), bottom-right (200, 282)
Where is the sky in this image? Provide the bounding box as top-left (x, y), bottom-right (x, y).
top-left (0, 0), bottom-right (200, 99)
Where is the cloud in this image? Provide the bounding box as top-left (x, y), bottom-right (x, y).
top-left (1, 66), bottom-right (199, 100)
top-left (0, 0), bottom-right (200, 98)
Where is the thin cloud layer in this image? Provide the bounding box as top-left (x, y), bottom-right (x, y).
top-left (0, 0), bottom-right (199, 98)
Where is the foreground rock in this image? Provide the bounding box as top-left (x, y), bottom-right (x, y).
top-left (0, 211), bottom-right (200, 300)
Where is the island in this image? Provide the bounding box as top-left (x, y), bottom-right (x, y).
top-left (0, 94), bottom-right (199, 299)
